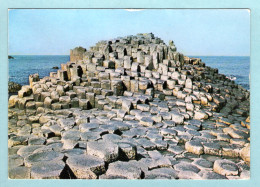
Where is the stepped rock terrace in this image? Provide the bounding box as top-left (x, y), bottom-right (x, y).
top-left (8, 33), bottom-right (250, 179)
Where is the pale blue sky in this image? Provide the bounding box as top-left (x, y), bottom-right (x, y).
top-left (8, 9), bottom-right (250, 56)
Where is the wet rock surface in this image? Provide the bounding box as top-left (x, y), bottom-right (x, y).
top-left (8, 33), bottom-right (250, 179)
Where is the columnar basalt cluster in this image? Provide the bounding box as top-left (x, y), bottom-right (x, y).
top-left (8, 81), bottom-right (22, 93)
top-left (8, 33), bottom-right (250, 179)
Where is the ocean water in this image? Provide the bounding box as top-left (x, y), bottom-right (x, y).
top-left (9, 55), bottom-right (70, 85)
top-left (8, 55), bottom-right (250, 90)
top-left (190, 56), bottom-right (250, 90)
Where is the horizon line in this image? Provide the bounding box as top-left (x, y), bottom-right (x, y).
top-left (9, 54), bottom-right (250, 57)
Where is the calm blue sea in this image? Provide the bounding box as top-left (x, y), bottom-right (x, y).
top-left (8, 55), bottom-right (250, 90)
top-left (9, 55), bottom-right (70, 85)
top-left (190, 56), bottom-right (250, 90)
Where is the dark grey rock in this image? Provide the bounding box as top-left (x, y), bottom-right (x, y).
top-left (24, 150), bottom-right (64, 167)
top-left (67, 154), bottom-right (105, 179)
top-left (31, 160), bottom-right (66, 179)
top-left (87, 140), bottom-right (119, 162)
top-left (106, 161), bottom-right (143, 179)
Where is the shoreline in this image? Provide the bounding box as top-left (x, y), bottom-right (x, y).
top-left (9, 55), bottom-right (250, 91)
top-left (8, 33), bottom-right (250, 179)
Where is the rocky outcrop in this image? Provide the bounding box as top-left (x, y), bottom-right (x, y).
top-left (70, 47), bottom-right (86, 62)
top-left (240, 143), bottom-right (250, 164)
top-left (8, 33), bottom-right (250, 179)
top-left (8, 81), bottom-right (22, 93)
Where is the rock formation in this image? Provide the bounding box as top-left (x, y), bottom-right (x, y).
top-left (8, 33), bottom-right (250, 179)
top-left (8, 81), bottom-right (22, 93)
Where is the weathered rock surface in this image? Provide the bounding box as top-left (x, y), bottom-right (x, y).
top-left (87, 140), bottom-right (119, 163)
top-left (31, 160), bottom-right (66, 179)
top-left (8, 33), bottom-right (250, 179)
top-left (9, 166), bottom-right (31, 179)
top-left (66, 154), bottom-right (105, 179)
top-left (24, 150), bottom-right (64, 167)
top-left (185, 140), bottom-right (204, 155)
top-left (8, 81), bottom-right (22, 93)
top-left (240, 143), bottom-right (250, 164)
top-left (144, 168), bottom-right (178, 179)
top-left (106, 161), bottom-right (143, 179)
top-left (213, 160), bottom-right (239, 176)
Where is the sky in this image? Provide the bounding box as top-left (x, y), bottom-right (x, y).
top-left (8, 9), bottom-right (250, 56)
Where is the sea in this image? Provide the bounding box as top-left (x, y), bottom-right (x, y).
top-left (9, 55), bottom-right (70, 86)
top-left (190, 56), bottom-right (250, 90)
top-left (8, 55), bottom-right (250, 91)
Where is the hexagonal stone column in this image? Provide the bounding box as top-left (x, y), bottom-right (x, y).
top-left (106, 161), bottom-right (143, 179)
top-left (213, 159), bottom-right (239, 176)
top-left (31, 160), bottom-right (66, 179)
top-left (24, 150), bottom-right (64, 167)
top-left (87, 140), bottom-right (119, 163)
top-left (66, 154), bottom-right (105, 179)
